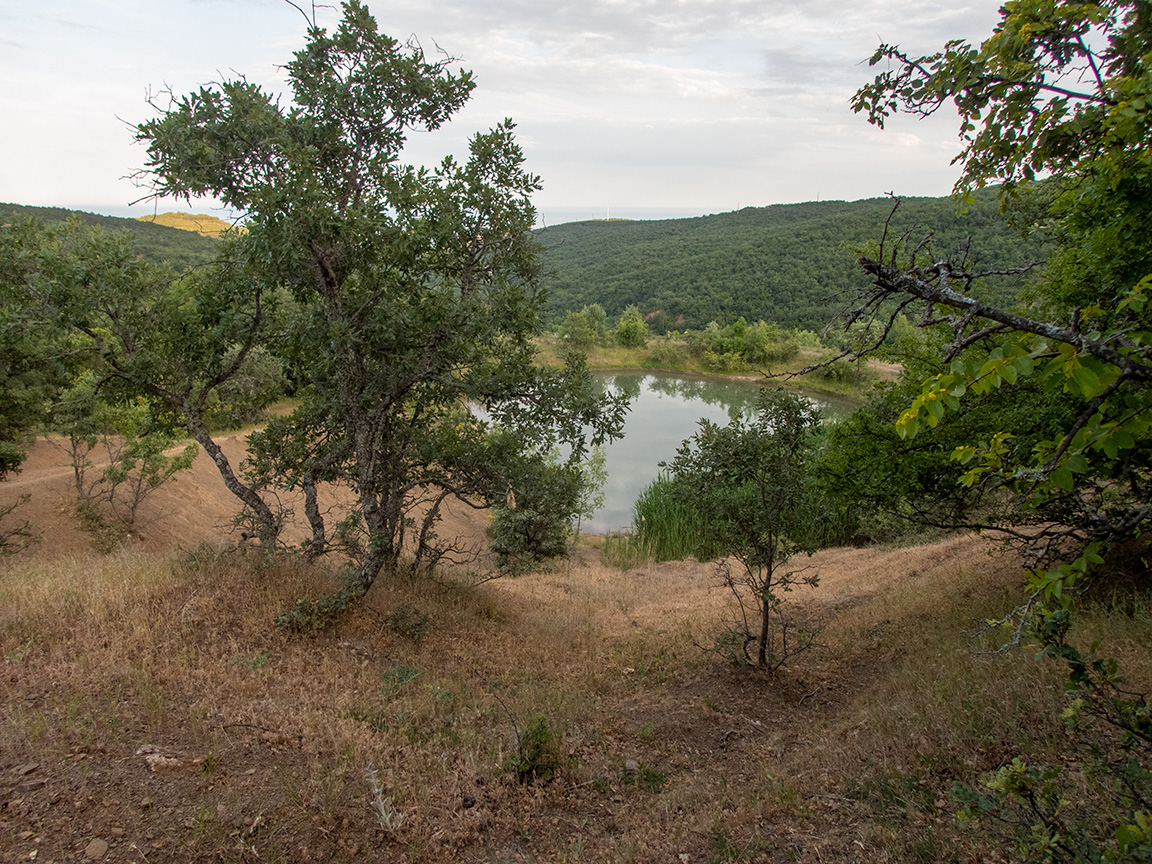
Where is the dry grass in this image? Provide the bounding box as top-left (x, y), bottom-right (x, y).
top-left (1, 532), bottom-right (1148, 863)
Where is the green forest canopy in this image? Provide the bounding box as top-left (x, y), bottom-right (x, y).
top-left (536, 190), bottom-right (1047, 332)
top-left (0, 203), bottom-right (219, 271)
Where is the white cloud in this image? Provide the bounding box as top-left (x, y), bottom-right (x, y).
top-left (0, 0), bottom-right (1007, 220)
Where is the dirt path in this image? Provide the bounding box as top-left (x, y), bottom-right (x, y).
top-left (0, 436), bottom-right (490, 562)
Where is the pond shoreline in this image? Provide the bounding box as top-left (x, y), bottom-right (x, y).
top-left (582, 370), bottom-right (855, 533)
top-left (537, 337), bottom-right (898, 404)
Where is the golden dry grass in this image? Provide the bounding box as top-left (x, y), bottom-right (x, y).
top-left (2, 448), bottom-right (1149, 863)
top-left (135, 212), bottom-right (244, 238)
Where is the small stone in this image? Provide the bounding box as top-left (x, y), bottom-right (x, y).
top-left (17, 778), bottom-right (47, 792)
top-left (16, 831), bottom-right (34, 841)
top-left (84, 838), bottom-right (109, 859)
top-left (139, 796), bottom-right (153, 809)
top-left (624, 760), bottom-right (640, 772)
top-left (109, 828), bottom-right (125, 838)
top-left (15, 763), bottom-right (39, 776)
top-left (679, 855), bottom-right (691, 863)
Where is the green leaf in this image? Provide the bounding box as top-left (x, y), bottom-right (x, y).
top-left (1071, 364), bottom-right (1101, 397)
top-left (1050, 466), bottom-right (1074, 491)
top-left (1063, 454), bottom-right (1088, 474)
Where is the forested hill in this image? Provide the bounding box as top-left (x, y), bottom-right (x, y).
top-left (0, 203), bottom-right (219, 270)
top-left (536, 192), bottom-right (1046, 332)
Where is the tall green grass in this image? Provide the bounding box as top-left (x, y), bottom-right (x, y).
top-left (604, 475), bottom-right (720, 567)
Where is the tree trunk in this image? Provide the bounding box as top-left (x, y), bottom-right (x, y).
top-left (301, 470), bottom-right (325, 561)
top-left (758, 554), bottom-right (774, 668)
top-left (758, 594), bottom-right (771, 668)
top-left (183, 413), bottom-right (280, 550)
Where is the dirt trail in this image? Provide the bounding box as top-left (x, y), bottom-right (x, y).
top-left (0, 436), bottom-right (489, 561)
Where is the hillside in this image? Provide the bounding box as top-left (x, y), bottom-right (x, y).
top-left (2, 438), bottom-right (1146, 862)
top-left (136, 211), bottom-right (243, 239)
top-left (0, 203), bottom-right (219, 270)
top-left (536, 191), bottom-right (1046, 332)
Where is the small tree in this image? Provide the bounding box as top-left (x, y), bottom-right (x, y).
top-left (51, 375), bottom-right (198, 527)
top-left (666, 388), bottom-right (845, 669)
top-left (615, 305), bottom-right (650, 349)
top-left (558, 304), bottom-right (608, 350)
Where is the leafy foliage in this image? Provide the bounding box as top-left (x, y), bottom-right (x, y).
top-left (954, 609), bottom-right (1152, 863)
top-left (557, 303), bottom-right (609, 350)
top-left (2, 216), bottom-right (285, 547)
top-left (843, 2), bottom-right (1152, 858)
top-left (134, 1), bottom-right (626, 591)
top-left (505, 713), bottom-right (562, 783)
top-left (615, 304), bottom-right (650, 348)
top-left (845, 0), bottom-right (1152, 605)
top-left (663, 389), bottom-right (853, 668)
top-left (0, 218), bottom-right (81, 480)
top-left (51, 374), bottom-right (198, 526)
top-left (537, 192), bottom-right (1044, 332)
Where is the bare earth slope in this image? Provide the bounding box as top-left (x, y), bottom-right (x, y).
top-left (3, 441), bottom-right (1066, 864)
top-left (2, 437), bottom-right (488, 562)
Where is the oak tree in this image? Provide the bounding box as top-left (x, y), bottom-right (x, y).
top-left (841, 0), bottom-right (1152, 608)
top-left (135, 1), bottom-right (625, 589)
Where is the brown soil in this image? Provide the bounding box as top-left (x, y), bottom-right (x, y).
top-left (3, 437), bottom-right (487, 565)
top-left (0, 439), bottom-right (1030, 863)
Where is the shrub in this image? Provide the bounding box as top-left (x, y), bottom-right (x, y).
top-left (643, 339), bottom-right (690, 370)
top-left (505, 714), bottom-right (562, 782)
top-left (615, 305), bottom-right (649, 348)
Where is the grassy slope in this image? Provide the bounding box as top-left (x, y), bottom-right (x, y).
top-left (2, 443), bottom-right (1147, 863)
top-left (135, 212), bottom-right (243, 239)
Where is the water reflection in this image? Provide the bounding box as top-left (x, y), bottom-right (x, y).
top-left (583, 372), bottom-right (852, 534)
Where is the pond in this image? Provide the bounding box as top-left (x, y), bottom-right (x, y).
top-left (581, 372), bottom-right (856, 534)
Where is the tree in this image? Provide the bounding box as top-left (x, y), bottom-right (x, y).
top-left (0, 220), bottom-right (75, 481)
top-left (558, 303), bottom-right (608, 350)
top-left (0, 216), bottom-right (286, 549)
top-left (135, 1), bottom-right (625, 591)
top-left (665, 389), bottom-right (847, 669)
top-left (840, 4), bottom-right (1152, 858)
top-left (50, 374), bottom-right (198, 528)
top-left (840, 0), bottom-right (1152, 610)
top-left (615, 305), bottom-right (649, 348)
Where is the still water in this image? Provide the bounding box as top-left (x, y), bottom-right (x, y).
top-left (582, 372), bottom-right (855, 534)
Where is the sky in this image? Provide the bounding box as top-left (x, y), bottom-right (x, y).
top-left (0, 0), bottom-right (1006, 227)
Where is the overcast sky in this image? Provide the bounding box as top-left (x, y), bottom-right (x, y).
top-left (0, 0), bottom-right (1004, 226)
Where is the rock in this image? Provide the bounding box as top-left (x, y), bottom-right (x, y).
top-left (143, 753), bottom-right (182, 772)
top-left (624, 760), bottom-right (640, 772)
top-left (15, 763), bottom-right (39, 776)
top-left (84, 838), bottom-right (109, 859)
top-left (17, 778), bottom-right (47, 792)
